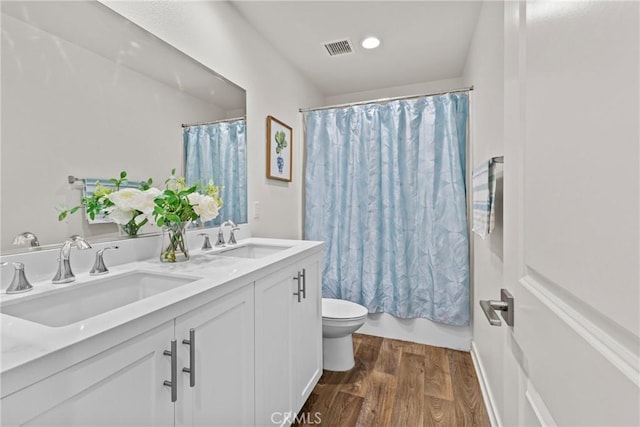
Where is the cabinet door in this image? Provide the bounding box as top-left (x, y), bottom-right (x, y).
top-left (175, 284), bottom-right (255, 427)
top-left (291, 256), bottom-right (322, 412)
top-left (255, 267), bottom-right (294, 427)
top-left (1, 321), bottom-right (175, 427)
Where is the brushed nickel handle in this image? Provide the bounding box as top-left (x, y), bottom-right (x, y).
top-left (293, 272), bottom-right (302, 303)
top-left (300, 268), bottom-right (306, 299)
top-left (182, 328), bottom-right (196, 387)
top-left (479, 289), bottom-right (514, 327)
top-left (163, 340), bottom-right (177, 402)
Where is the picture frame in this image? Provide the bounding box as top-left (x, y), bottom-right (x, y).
top-left (266, 115), bottom-right (293, 182)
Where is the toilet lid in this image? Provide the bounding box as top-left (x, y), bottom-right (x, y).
top-left (322, 298), bottom-right (368, 319)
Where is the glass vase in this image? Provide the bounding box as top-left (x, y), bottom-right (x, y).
top-left (118, 219), bottom-right (140, 237)
top-left (160, 222), bottom-right (190, 263)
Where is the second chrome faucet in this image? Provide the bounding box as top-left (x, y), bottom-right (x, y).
top-left (52, 235), bottom-right (92, 284)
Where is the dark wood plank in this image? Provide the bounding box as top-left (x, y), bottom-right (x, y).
top-left (424, 396), bottom-right (457, 427)
top-left (317, 391), bottom-right (364, 427)
top-left (448, 349), bottom-right (491, 427)
top-left (389, 351), bottom-right (426, 426)
top-left (373, 336), bottom-right (403, 376)
top-left (424, 345), bottom-right (454, 401)
top-left (354, 370), bottom-right (397, 427)
top-left (297, 336), bottom-right (490, 427)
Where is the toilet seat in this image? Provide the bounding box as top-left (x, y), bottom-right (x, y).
top-left (322, 298), bottom-right (368, 320)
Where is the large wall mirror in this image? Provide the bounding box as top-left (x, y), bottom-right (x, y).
top-left (1, 1), bottom-right (247, 253)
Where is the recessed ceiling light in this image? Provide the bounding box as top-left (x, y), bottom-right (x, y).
top-left (361, 36), bottom-right (381, 50)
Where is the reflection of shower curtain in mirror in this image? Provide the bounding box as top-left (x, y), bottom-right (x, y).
top-left (183, 119), bottom-right (247, 226)
top-left (304, 94), bottom-right (469, 326)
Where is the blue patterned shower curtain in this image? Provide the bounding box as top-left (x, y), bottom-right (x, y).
top-left (304, 94), bottom-right (469, 326)
top-left (184, 119), bottom-right (247, 226)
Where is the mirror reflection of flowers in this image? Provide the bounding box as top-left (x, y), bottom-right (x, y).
top-left (57, 171), bottom-right (157, 237)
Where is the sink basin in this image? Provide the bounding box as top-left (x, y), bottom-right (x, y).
top-left (1, 271), bottom-right (199, 327)
top-left (216, 244), bottom-right (291, 259)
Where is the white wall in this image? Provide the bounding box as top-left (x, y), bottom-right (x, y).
top-left (0, 13), bottom-right (222, 249)
top-left (462, 2), bottom-right (505, 425)
top-left (324, 77), bottom-right (464, 106)
top-left (101, 1), bottom-right (324, 241)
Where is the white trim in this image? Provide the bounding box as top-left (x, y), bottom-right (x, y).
top-left (520, 275), bottom-right (640, 387)
top-left (525, 381), bottom-right (557, 427)
top-left (470, 341), bottom-right (501, 427)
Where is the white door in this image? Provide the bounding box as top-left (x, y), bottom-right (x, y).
top-left (255, 266), bottom-right (294, 427)
top-left (0, 321), bottom-right (175, 427)
top-left (291, 256), bottom-right (323, 413)
top-left (496, 1), bottom-right (639, 426)
top-left (175, 285), bottom-right (255, 427)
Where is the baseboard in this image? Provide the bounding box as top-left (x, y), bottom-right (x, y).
top-left (470, 341), bottom-right (501, 427)
top-left (357, 313), bottom-right (472, 351)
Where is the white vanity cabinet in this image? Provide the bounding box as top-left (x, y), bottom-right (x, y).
top-left (175, 284), bottom-right (255, 427)
top-left (254, 253), bottom-right (322, 426)
top-left (0, 239), bottom-right (323, 427)
top-left (1, 285), bottom-right (255, 427)
top-left (1, 321), bottom-right (176, 426)
top-left (291, 256), bottom-right (322, 412)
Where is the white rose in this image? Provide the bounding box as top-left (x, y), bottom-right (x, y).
top-left (109, 188), bottom-right (143, 211)
top-left (131, 187), bottom-right (161, 214)
top-left (107, 206), bottom-right (135, 225)
top-left (188, 193), bottom-right (220, 222)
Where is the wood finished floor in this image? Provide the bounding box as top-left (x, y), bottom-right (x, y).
top-left (294, 333), bottom-right (491, 427)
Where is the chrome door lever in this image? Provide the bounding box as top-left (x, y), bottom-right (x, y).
top-left (480, 289), bottom-right (514, 327)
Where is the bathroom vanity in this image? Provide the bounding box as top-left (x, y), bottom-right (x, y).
top-left (0, 238), bottom-right (323, 427)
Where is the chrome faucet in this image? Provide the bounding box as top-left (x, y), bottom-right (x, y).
top-left (199, 233), bottom-right (212, 250)
top-left (2, 262), bottom-right (33, 294)
top-left (216, 220), bottom-right (239, 246)
top-left (90, 246), bottom-right (118, 276)
top-left (13, 231), bottom-right (40, 247)
top-left (52, 235), bottom-right (92, 284)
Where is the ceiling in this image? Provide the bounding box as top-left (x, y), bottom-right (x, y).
top-left (231, 1), bottom-right (482, 96)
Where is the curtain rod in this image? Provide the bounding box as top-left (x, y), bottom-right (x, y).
top-left (181, 116), bottom-right (246, 128)
top-left (299, 86), bottom-right (474, 113)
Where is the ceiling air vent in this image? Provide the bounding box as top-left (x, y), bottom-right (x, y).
top-left (323, 39), bottom-right (353, 56)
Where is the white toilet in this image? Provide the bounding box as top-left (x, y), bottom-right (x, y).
top-left (322, 298), bottom-right (368, 371)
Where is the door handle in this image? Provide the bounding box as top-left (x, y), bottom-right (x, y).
top-left (163, 339), bottom-right (178, 402)
top-left (300, 268), bottom-right (306, 299)
top-left (182, 328), bottom-right (196, 387)
top-left (293, 272), bottom-right (302, 303)
top-left (479, 289), bottom-right (514, 327)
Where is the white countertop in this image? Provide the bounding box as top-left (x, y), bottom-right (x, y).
top-left (0, 237), bottom-right (323, 395)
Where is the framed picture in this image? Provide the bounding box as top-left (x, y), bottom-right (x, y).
top-left (266, 115), bottom-right (293, 182)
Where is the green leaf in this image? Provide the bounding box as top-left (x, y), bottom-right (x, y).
top-left (171, 168), bottom-right (176, 175)
top-left (120, 171), bottom-right (127, 179)
top-left (70, 206), bottom-right (80, 214)
top-left (58, 211), bottom-right (67, 221)
top-left (157, 217), bottom-right (165, 227)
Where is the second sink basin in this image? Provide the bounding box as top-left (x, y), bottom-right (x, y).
top-left (0, 271), bottom-right (199, 327)
top-left (216, 244), bottom-right (292, 259)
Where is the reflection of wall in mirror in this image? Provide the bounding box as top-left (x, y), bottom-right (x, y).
top-left (0, 5), bottom-right (245, 251)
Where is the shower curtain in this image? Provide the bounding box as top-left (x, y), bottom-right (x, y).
top-left (304, 94), bottom-right (469, 326)
top-left (183, 119), bottom-right (247, 226)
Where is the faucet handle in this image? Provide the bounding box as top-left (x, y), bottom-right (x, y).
top-left (13, 232), bottom-right (40, 247)
top-left (199, 233), bottom-right (212, 250)
top-left (228, 227), bottom-right (240, 245)
top-left (2, 262), bottom-right (33, 294)
top-left (90, 246), bottom-right (118, 276)
top-left (215, 228), bottom-right (226, 247)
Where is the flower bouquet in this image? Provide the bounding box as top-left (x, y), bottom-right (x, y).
top-left (58, 171), bottom-right (156, 236)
